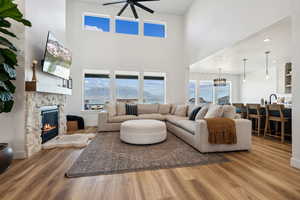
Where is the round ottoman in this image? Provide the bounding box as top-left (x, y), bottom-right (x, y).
top-left (120, 120), bottom-right (167, 145)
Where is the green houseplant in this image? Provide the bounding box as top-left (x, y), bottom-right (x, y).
top-left (0, 0), bottom-right (31, 113)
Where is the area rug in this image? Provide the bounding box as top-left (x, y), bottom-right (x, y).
top-left (66, 132), bottom-right (229, 178)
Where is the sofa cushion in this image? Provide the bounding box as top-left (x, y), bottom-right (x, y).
top-left (205, 104), bottom-right (223, 118)
top-left (195, 106), bottom-right (209, 120)
top-left (222, 105), bottom-right (236, 119)
top-left (125, 104), bottom-right (138, 116)
top-left (138, 104), bottom-right (159, 114)
top-left (104, 103), bottom-right (116, 117)
top-left (166, 115), bottom-right (195, 134)
top-left (158, 104), bottom-right (171, 114)
top-left (174, 105), bottom-right (188, 117)
top-left (170, 104), bottom-right (177, 114)
top-left (137, 114), bottom-right (165, 121)
top-left (117, 103), bottom-right (126, 116)
top-left (189, 106), bottom-right (202, 121)
top-left (108, 115), bottom-right (138, 123)
top-left (175, 120), bottom-right (197, 134)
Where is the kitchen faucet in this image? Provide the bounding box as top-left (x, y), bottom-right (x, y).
top-left (269, 94), bottom-right (278, 104)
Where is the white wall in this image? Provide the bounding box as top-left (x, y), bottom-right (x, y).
top-left (184, 0), bottom-right (291, 65)
top-left (291, 0), bottom-right (300, 169)
top-left (189, 72), bottom-right (241, 103)
top-left (240, 67), bottom-right (277, 103)
top-left (66, 1), bottom-right (186, 126)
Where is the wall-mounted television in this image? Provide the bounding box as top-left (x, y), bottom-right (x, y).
top-left (42, 31), bottom-right (72, 79)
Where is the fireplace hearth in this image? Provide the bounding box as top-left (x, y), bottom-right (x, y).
top-left (41, 106), bottom-right (59, 144)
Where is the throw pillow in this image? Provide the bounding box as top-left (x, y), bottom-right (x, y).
top-left (189, 106), bottom-right (202, 121)
top-left (158, 104), bottom-right (171, 114)
top-left (104, 103), bottom-right (116, 117)
top-left (170, 104), bottom-right (177, 115)
top-left (222, 105), bottom-right (236, 119)
top-left (138, 104), bottom-right (159, 114)
top-left (125, 104), bottom-right (138, 116)
top-left (195, 106), bottom-right (209, 120)
top-left (174, 105), bottom-right (188, 117)
top-left (116, 103), bottom-right (126, 116)
top-left (204, 104), bottom-right (224, 119)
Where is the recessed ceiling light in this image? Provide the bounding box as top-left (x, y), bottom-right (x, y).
top-left (264, 38), bottom-right (271, 42)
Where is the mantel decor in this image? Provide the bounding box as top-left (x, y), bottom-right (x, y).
top-left (0, 0), bottom-right (31, 113)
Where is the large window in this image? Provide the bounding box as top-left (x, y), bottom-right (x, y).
top-left (188, 80), bottom-right (196, 104)
top-left (84, 74), bottom-right (110, 110)
top-left (83, 14), bottom-right (110, 32)
top-left (199, 81), bottom-right (214, 104)
top-left (144, 21), bottom-right (166, 38)
top-left (115, 18), bottom-right (139, 35)
top-left (116, 74), bottom-right (139, 101)
top-left (143, 75), bottom-right (165, 104)
top-left (215, 83), bottom-right (231, 105)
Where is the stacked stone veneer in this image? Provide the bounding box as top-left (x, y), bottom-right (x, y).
top-left (25, 92), bottom-right (67, 157)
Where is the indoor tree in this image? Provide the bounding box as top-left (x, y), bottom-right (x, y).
top-left (0, 0), bottom-right (31, 113)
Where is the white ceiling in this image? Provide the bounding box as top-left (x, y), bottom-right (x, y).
top-left (78, 0), bottom-right (195, 15)
top-left (190, 17), bottom-right (292, 74)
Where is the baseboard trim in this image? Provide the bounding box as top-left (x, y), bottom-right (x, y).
top-left (291, 157), bottom-right (300, 169)
top-left (13, 151), bottom-right (26, 159)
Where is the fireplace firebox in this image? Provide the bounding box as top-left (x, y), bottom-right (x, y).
top-left (41, 106), bottom-right (59, 144)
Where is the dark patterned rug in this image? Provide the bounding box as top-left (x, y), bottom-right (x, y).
top-left (66, 132), bottom-right (229, 178)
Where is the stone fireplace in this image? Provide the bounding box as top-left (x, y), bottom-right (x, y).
top-left (25, 92), bottom-right (67, 157)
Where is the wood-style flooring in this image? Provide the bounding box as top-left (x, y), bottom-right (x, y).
top-left (0, 128), bottom-right (300, 200)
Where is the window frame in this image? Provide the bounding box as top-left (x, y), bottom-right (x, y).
top-left (115, 16), bottom-right (140, 36)
top-left (214, 81), bottom-right (232, 105)
top-left (82, 69), bottom-right (111, 112)
top-left (143, 72), bottom-right (167, 104)
top-left (82, 13), bottom-right (111, 33)
top-left (115, 71), bottom-right (140, 102)
top-left (143, 20), bottom-right (167, 38)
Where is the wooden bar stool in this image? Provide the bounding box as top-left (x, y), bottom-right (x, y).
top-left (232, 103), bottom-right (247, 118)
top-left (246, 104), bottom-right (264, 136)
top-left (264, 104), bottom-right (291, 143)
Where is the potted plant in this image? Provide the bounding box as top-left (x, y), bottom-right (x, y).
top-left (0, 0), bottom-right (31, 173)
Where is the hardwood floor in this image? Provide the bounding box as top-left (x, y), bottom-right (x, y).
top-left (1, 130), bottom-right (300, 200)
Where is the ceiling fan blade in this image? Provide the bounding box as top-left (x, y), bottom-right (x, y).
top-left (117, 3), bottom-right (129, 16)
top-left (130, 4), bottom-right (139, 19)
top-left (103, 1), bottom-right (127, 6)
top-left (134, 2), bottom-right (154, 13)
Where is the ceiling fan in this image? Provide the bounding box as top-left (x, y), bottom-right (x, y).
top-left (102, 0), bottom-right (160, 19)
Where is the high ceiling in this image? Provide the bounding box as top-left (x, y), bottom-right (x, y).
top-left (78, 0), bottom-right (195, 15)
top-left (190, 17), bottom-right (292, 74)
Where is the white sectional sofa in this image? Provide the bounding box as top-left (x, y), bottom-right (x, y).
top-left (98, 103), bottom-right (252, 153)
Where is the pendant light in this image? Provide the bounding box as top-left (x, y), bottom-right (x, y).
top-left (242, 58), bottom-right (247, 82)
top-left (265, 51), bottom-right (271, 80)
top-left (214, 68), bottom-right (226, 87)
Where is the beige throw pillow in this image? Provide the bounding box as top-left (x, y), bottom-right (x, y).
top-left (174, 105), bottom-right (188, 117)
top-left (138, 104), bottom-right (159, 114)
top-left (170, 104), bottom-right (177, 114)
top-left (104, 103), bottom-right (116, 117)
top-left (158, 104), bottom-right (171, 114)
top-left (116, 103), bottom-right (126, 116)
top-left (195, 106), bottom-right (209, 120)
top-left (204, 104), bottom-right (223, 118)
top-left (222, 105), bottom-right (236, 119)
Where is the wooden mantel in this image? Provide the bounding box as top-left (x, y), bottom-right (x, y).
top-left (25, 81), bottom-right (72, 95)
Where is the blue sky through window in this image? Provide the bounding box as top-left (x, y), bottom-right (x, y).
top-left (144, 22), bottom-right (165, 38)
top-left (116, 19), bottom-right (139, 35)
top-left (84, 15), bottom-right (110, 32)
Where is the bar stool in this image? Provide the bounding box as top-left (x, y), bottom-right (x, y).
top-left (246, 104), bottom-right (264, 136)
top-left (264, 104), bottom-right (291, 143)
top-left (232, 103), bottom-right (247, 118)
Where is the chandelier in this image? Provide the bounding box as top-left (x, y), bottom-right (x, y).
top-left (214, 68), bottom-right (227, 87)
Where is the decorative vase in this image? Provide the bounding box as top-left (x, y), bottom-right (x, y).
top-left (0, 143), bottom-right (13, 174)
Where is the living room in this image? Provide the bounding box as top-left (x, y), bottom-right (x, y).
top-left (0, 0), bottom-right (300, 199)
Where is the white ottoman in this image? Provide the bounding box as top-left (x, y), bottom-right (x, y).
top-left (120, 120), bottom-right (167, 145)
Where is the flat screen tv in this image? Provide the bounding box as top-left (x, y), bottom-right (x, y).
top-left (42, 32), bottom-right (72, 79)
